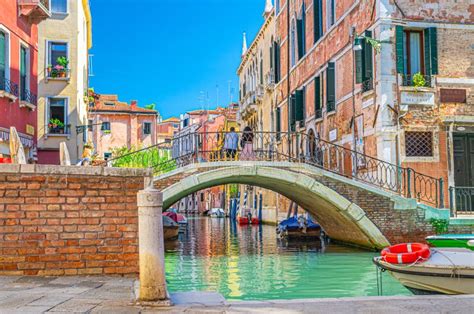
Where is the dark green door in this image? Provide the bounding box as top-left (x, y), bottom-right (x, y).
top-left (453, 133), bottom-right (474, 211)
top-left (20, 46), bottom-right (27, 101)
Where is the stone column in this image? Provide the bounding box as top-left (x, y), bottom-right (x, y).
top-left (137, 187), bottom-right (168, 301)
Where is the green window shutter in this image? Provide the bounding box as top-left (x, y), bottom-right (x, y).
top-left (297, 19), bottom-right (304, 60)
top-left (276, 44), bottom-right (281, 82)
top-left (270, 44), bottom-right (273, 70)
top-left (326, 62), bottom-right (335, 112)
top-left (364, 31), bottom-right (373, 82)
top-left (424, 27), bottom-right (438, 75)
top-left (395, 26), bottom-right (405, 74)
top-left (355, 48), bottom-right (363, 84)
top-left (315, 76), bottom-right (321, 115)
top-left (313, 0), bottom-right (323, 43)
top-left (295, 89), bottom-right (304, 122)
top-left (276, 108), bottom-right (281, 133)
top-left (0, 32), bottom-right (5, 88)
top-left (290, 94), bottom-right (296, 131)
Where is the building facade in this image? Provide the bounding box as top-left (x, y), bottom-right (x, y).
top-left (268, 0), bottom-right (474, 212)
top-left (87, 94), bottom-right (158, 161)
top-left (156, 117), bottom-right (180, 144)
top-left (36, 0), bottom-right (92, 164)
top-left (0, 0), bottom-right (51, 161)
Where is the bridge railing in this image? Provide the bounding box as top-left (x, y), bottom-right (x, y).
top-left (104, 131), bottom-right (444, 208)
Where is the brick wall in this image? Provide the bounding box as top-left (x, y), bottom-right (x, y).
top-left (0, 164), bottom-right (152, 276)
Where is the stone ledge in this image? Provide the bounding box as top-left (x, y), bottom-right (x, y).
top-left (0, 164), bottom-right (153, 177)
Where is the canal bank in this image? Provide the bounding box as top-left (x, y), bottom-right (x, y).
top-left (0, 276), bottom-right (473, 313)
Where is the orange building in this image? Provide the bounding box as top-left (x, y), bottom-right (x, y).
top-left (87, 94), bottom-right (158, 160)
top-left (156, 117), bottom-right (179, 144)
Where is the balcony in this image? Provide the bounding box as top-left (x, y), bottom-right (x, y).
top-left (264, 72), bottom-right (275, 91)
top-left (19, 87), bottom-right (37, 110)
top-left (0, 77), bottom-right (19, 101)
top-left (361, 78), bottom-right (373, 93)
top-left (45, 67), bottom-right (71, 82)
top-left (401, 73), bottom-right (432, 88)
top-left (18, 0), bottom-right (51, 24)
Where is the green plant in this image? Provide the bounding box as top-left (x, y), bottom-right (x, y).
top-left (48, 118), bottom-right (64, 128)
top-left (228, 184), bottom-right (239, 198)
top-left (110, 146), bottom-right (175, 174)
top-left (412, 72), bottom-right (426, 89)
top-left (365, 37), bottom-right (382, 53)
top-left (56, 56), bottom-right (69, 68)
top-left (103, 130), bottom-right (111, 134)
top-left (429, 218), bottom-right (449, 234)
top-left (145, 103), bottom-right (156, 110)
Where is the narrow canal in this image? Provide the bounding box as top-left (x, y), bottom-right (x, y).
top-left (164, 217), bottom-right (411, 301)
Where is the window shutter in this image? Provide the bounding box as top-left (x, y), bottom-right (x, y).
top-left (315, 76), bottom-right (321, 113)
top-left (0, 32), bottom-right (5, 83)
top-left (297, 19), bottom-right (304, 60)
top-left (326, 62), bottom-right (335, 112)
top-left (276, 108), bottom-right (281, 133)
top-left (395, 26), bottom-right (405, 74)
top-left (355, 48), bottom-right (363, 84)
top-left (295, 89), bottom-right (304, 123)
top-left (276, 43), bottom-right (281, 82)
top-left (363, 30), bottom-right (373, 83)
top-left (290, 94), bottom-right (296, 131)
top-left (424, 27), bottom-right (438, 75)
top-left (270, 44), bottom-right (273, 71)
top-left (313, 0), bottom-right (323, 43)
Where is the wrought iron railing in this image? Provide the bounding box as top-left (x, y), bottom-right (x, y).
top-left (20, 87), bottom-right (37, 106)
top-left (361, 78), bottom-right (373, 92)
top-left (0, 77), bottom-right (19, 96)
top-left (46, 67), bottom-right (70, 79)
top-left (48, 124), bottom-right (71, 135)
top-left (315, 108), bottom-right (322, 119)
top-left (449, 186), bottom-right (474, 216)
top-left (402, 74), bottom-right (432, 88)
top-left (105, 131), bottom-right (445, 207)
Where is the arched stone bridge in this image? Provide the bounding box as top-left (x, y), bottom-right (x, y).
top-left (153, 161), bottom-right (443, 249)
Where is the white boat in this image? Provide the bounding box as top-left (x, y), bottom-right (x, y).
top-left (208, 208), bottom-right (225, 218)
top-left (374, 248), bottom-right (474, 295)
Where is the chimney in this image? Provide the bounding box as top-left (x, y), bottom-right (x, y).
top-left (130, 100), bottom-right (138, 109)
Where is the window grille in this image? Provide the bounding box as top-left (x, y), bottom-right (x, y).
top-left (405, 131), bottom-right (433, 157)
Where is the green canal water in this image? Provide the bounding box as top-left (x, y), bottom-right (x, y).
top-left (164, 217), bottom-right (411, 301)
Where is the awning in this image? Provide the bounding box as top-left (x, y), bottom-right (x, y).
top-left (0, 128), bottom-right (34, 148)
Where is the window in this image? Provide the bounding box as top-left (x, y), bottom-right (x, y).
top-left (200, 193), bottom-right (204, 202)
top-left (275, 107), bottom-right (281, 140)
top-left (290, 19), bottom-right (297, 67)
top-left (396, 26), bottom-right (438, 86)
top-left (48, 42), bottom-right (67, 66)
top-left (20, 46), bottom-right (29, 100)
top-left (290, 88), bottom-right (305, 131)
top-left (48, 98), bottom-right (67, 134)
top-left (101, 122), bottom-right (111, 132)
top-left (326, 62), bottom-right (336, 112)
top-left (355, 30), bottom-right (374, 92)
top-left (51, 0), bottom-right (67, 14)
top-left (143, 122), bottom-right (152, 135)
top-left (314, 76), bottom-right (322, 118)
top-left (87, 119), bottom-right (93, 131)
top-left (275, 0), bottom-right (280, 14)
top-left (297, 4), bottom-right (306, 59)
top-left (405, 132), bottom-right (433, 157)
top-left (104, 152), bottom-right (112, 160)
top-left (327, 0), bottom-right (335, 28)
top-left (105, 102), bottom-right (114, 106)
top-left (313, 0), bottom-right (323, 43)
top-left (272, 41), bottom-right (281, 83)
top-left (0, 31), bottom-right (6, 87)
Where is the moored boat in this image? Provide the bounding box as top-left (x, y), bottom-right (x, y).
top-left (163, 215), bottom-right (179, 240)
top-left (426, 234), bottom-right (474, 251)
top-left (374, 243), bottom-right (474, 295)
top-left (237, 207), bottom-right (259, 225)
top-left (208, 208), bottom-right (225, 218)
top-left (164, 211), bottom-right (188, 233)
top-left (277, 215), bottom-right (321, 239)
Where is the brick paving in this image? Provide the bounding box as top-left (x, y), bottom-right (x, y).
top-left (0, 276), bottom-right (473, 313)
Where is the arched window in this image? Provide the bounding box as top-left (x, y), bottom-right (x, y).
top-left (290, 18), bottom-right (297, 67)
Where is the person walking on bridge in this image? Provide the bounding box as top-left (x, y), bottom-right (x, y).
top-left (223, 127), bottom-right (239, 160)
top-left (240, 126), bottom-right (255, 161)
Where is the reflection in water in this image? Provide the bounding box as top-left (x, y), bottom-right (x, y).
top-left (164, 217), bottom-right (410, 301)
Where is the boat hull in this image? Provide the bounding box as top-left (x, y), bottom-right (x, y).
top-left (164, 226), bottom-right (179, 240)
top-left (374, 250), bottom-right (474, 295)
top-left (238, 217), bottom-right (259, 225)
top-left (279, 228), bottom-right (321, 239)
top-left (426, 234), bottom-right (474, 251)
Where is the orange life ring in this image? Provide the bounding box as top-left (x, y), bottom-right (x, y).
top-left (381, 243), bottom-right (431, 264)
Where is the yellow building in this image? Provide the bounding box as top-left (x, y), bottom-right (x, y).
top-left (37, 0), bottom-right (92, 164)
top-left (236, 0), bottom-right (289, 224)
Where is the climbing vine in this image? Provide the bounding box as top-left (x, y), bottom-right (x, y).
top-left (429, 218), bottom-right (449, 234)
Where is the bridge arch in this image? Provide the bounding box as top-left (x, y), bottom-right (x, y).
top-left (155, 163), bottom-right (390, 249)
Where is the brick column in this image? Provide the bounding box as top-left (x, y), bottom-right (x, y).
top-left (137, 187), bottom-right (168, 301)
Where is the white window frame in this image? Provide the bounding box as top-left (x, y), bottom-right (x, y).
top-left (46, 40), bottom-right (69, 68)
top-left (46, 96), bottom-right (69, 135)
top-left (50, 0), bottom-right (69, 15)
top-left (0, 25), bottom-right (11, 82)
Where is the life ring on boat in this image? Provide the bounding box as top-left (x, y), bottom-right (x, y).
top-left (381, 243), bottom-right (431, 264)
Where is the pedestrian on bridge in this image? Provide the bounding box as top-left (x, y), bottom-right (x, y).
top-left (240, 126), bottom-right (255, 161)
top-left (223, 127), bottom-right (239, 160)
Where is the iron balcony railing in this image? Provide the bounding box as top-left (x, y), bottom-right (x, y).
top-left (48, 124), bottom-right (71, 135)
top-left (361, 78), bottom-right (373, 93)
top-left (20, 87), bottom-right (37, 106)
top-left (449, 186), bottom-right (474, 216)
top-left (0, 77), bottom-right (19, 97)
top-left (402, 74), bottom-right (432, 88)
top-left (104, 131), bottom-right (445, 208)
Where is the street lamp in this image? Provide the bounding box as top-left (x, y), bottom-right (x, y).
top-left (353, 36), bottom-right (364, 51)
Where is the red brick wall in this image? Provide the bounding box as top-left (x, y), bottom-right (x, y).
top-left (0, 164), bottom-right (152, 276)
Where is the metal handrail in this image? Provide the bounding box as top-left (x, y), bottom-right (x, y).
top-left (106, 131), bottom-right (445, 207)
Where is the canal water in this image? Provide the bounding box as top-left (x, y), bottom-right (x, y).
top-left (164, 217), bottom-right (411, 301)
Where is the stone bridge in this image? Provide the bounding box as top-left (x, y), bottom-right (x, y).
top-left (153, 161), bottom-right (450, 249)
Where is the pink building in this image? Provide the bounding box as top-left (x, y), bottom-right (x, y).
top-left (88, 94), bottom-right (157, 160)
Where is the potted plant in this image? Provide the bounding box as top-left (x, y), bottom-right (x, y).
top-left (412, 72), bottom-right (426, 91)
top-left (47, 64), bottom-right (52, 77)
top-left (48, 118), bottom-right (65, 134)
top-left (56, 56), bottom-right (69, 78)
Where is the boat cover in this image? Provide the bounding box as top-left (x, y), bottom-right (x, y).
top-left (278, 216), bottom-right (320, 231)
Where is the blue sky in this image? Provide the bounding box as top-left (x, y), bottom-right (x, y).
top-left (89, 0), bottom-right (265, 119)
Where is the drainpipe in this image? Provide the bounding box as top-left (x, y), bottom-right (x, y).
top-left (350, 27), bottom-right (357, 176)
top-left (287, 0), bottom-right (291, 158)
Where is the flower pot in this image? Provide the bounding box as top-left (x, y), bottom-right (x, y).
top-left (59, 71), bottom-right (66, 78)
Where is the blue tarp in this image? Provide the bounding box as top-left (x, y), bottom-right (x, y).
top-left (278, 216), bottom-right (320, 232)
